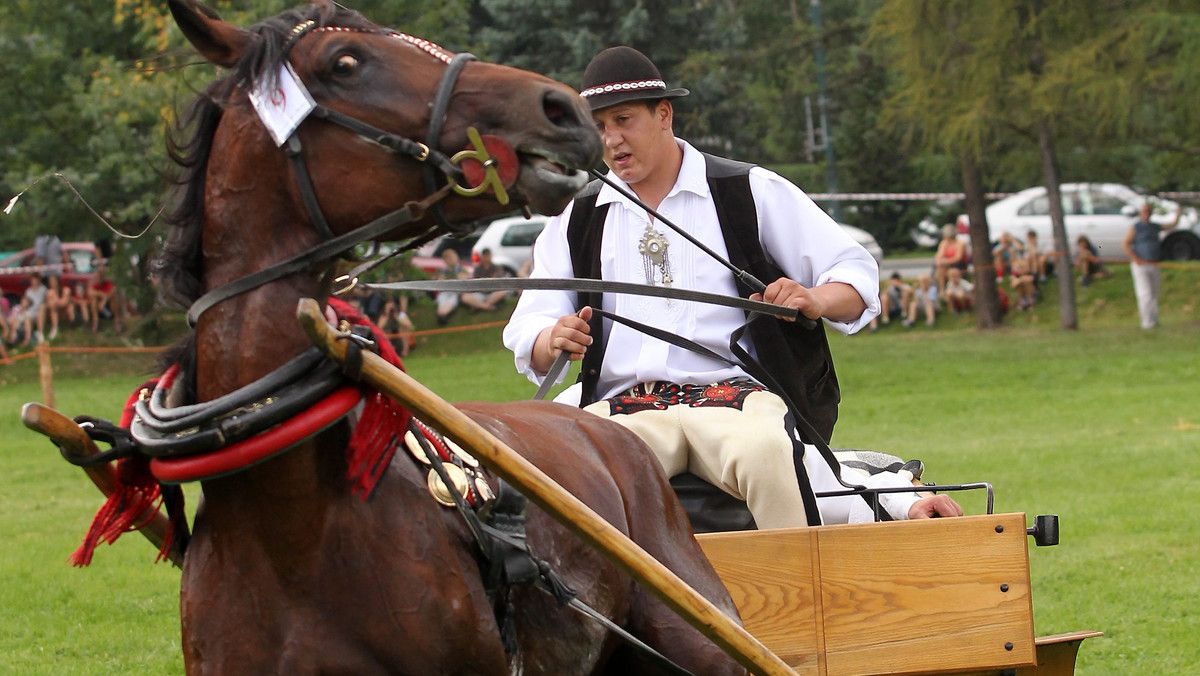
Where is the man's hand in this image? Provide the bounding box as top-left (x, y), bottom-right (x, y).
top-left (750, 277), bottom-right (868, 323)
top-left (531, 306), bottom-right (593, 374)
top-left (750, 278), bottom-right (824, 321)
top-left (907, 493), bottom-right (964, 519)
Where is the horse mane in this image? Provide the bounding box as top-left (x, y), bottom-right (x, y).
top-left (153, 2), bottom-right (381, 309)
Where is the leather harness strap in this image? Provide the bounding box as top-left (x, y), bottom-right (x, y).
top-left (187, 41), bottom-right (480, 327)
top-left (185, 183), bottom-right (454, 326)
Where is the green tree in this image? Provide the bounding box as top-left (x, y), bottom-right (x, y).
top-left (872, 0), bottom-right (1008, 328)
top-left (1, 0), bottom-right (182, 324)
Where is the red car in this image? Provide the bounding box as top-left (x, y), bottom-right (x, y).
top-left (0, 242), bottom-right (101, 304)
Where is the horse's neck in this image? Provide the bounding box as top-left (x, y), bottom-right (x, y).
top-left (195, 169), bottom-right (333, 395)
top-left (190, 179), bottom-right (347, 532)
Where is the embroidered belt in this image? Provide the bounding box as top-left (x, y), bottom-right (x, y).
top-left (605, 378), bottom-right (766, 416)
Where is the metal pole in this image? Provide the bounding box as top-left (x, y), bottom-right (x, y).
top-left (809, 0), bottom-right (840, 221)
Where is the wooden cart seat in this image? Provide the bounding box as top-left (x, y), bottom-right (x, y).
top-left (697, 513), bottom-right (1095, 676)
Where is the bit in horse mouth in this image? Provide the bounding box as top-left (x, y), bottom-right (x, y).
top-left (522, 153), bottom-right (588, 191)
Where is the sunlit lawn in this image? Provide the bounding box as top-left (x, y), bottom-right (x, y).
top-left (1, 264), bottom-right (1197, 674)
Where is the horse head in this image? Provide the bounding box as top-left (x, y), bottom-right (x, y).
top-left (159, 0), bottom-right (601, 390)
top-left (170, 0), bottom-right (599, 229)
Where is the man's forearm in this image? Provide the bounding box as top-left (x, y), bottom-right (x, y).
top-left (811, 282), bottom-right (868, 323)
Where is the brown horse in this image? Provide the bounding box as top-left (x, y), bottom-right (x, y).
top-left (156, 1), bottom-right (745, 674)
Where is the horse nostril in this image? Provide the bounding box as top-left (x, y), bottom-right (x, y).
top-left (542, 89), bottom-right (580, 128)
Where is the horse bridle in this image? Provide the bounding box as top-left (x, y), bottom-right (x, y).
top-left (186, 22), bottom-right (508, 327)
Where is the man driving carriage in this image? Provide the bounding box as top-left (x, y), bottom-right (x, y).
top-left (504, 46), bottom-right (961, 529)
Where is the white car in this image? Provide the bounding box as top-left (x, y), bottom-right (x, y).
top-left (472, 214), bottom-right (885, 274)
top-left (470, 214), bottom-right (548, 276)
top-left (839, 223), bottom-right (884, 266)
top-left (958, 183), bottom-right (1200, 260)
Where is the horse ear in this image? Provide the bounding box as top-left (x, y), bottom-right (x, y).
top-left (168, 0), bottom-right (256, 69)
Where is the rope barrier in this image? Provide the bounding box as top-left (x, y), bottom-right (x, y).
top-left (405, 319), bottom-right (506, 337)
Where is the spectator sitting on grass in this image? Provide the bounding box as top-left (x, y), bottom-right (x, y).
top-left (991, 231), bottom-right (1024, 280)
top-left (1024, 230), bottom-right (1050, 283)
top-left (21, 274), bottom-right (48, 345)
top-left (4, 297), bottom-right (27, 345)
top-left (1075, 235), bottom-right (1109, 287)
top-left (42, 275), bottom-right (78, 342)
top-left (435, 249), bottom-right (470, 325)
top-left (933, 224), bottom-right (968, 295)
top-left (88, 264), bottom-right (123, 332)
top-left (1010, 258), bottom-right (1037, 311)
top-left (68, 281), bottom-right (90, 327)
top-left (869, 272), bottom-right (911, 332)
top-left (903, 273), bottom-right (938, 328)
top-left (461, 248), bottom-right (512, 312)
top-left (380, 300), bottom-right (415, 357)
top-left (944, 267), bottom-right (974, 314)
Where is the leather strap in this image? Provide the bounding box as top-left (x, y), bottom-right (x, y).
top-left (424, 53), bottom-right (478, 230)
top-left (186, 182), bottom-right (453, 326)
top-left (366, 277), bottom-right (801, 319)
top-left (140, 349), bottom-right (326, 429)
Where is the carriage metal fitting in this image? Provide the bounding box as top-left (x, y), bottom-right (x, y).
top-left (1027, 514), bottom-right (1060, 546)
top-left (64, 417), bottom-right (140, 467)
top-left (334, 324), bottom-right (376, 349)
top-left (335, 325), bottom-right (377, 381)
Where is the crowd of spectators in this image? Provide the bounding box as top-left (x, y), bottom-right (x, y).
top-left (2, 236), bottom-right (125, 360)
top-left (871, 225), bottom-right (1114, 333)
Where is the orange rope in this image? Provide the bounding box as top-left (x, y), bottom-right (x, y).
top-left (401, 319), bottom-right (507, 338)
top-left (45, 346), bottom-right (165, 354)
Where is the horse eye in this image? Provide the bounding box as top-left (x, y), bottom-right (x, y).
top-left (332, 53), bottom-right (359, 75)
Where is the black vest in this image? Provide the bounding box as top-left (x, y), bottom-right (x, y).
top-left (565, 153), bottom-right (841, 443)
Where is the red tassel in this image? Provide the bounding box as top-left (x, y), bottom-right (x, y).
top-left (68, 457), bottom-right (162, 567)
top-left (328, 297), bottom-right (411, 500)
top-left (345, 392), bottom-right (407, 498)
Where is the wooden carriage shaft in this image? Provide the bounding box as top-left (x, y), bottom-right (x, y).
top-left (20, 402), bottom-right (182, 567)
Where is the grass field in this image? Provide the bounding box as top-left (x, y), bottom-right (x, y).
top-left (1, 265), bottom-right (1197, 674)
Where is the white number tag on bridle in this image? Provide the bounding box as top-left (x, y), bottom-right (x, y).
top-left (249, 63), bottom-right (317, 146)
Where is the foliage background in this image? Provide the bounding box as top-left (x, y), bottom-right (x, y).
top-left (4, 0), bottom-right (1199, 266)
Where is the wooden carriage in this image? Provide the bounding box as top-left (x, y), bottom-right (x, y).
top-left (699, 515), bottom-right (1100, 675)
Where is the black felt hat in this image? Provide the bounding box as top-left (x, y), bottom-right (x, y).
top-left (579, 46), bottom-right (689, 112)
